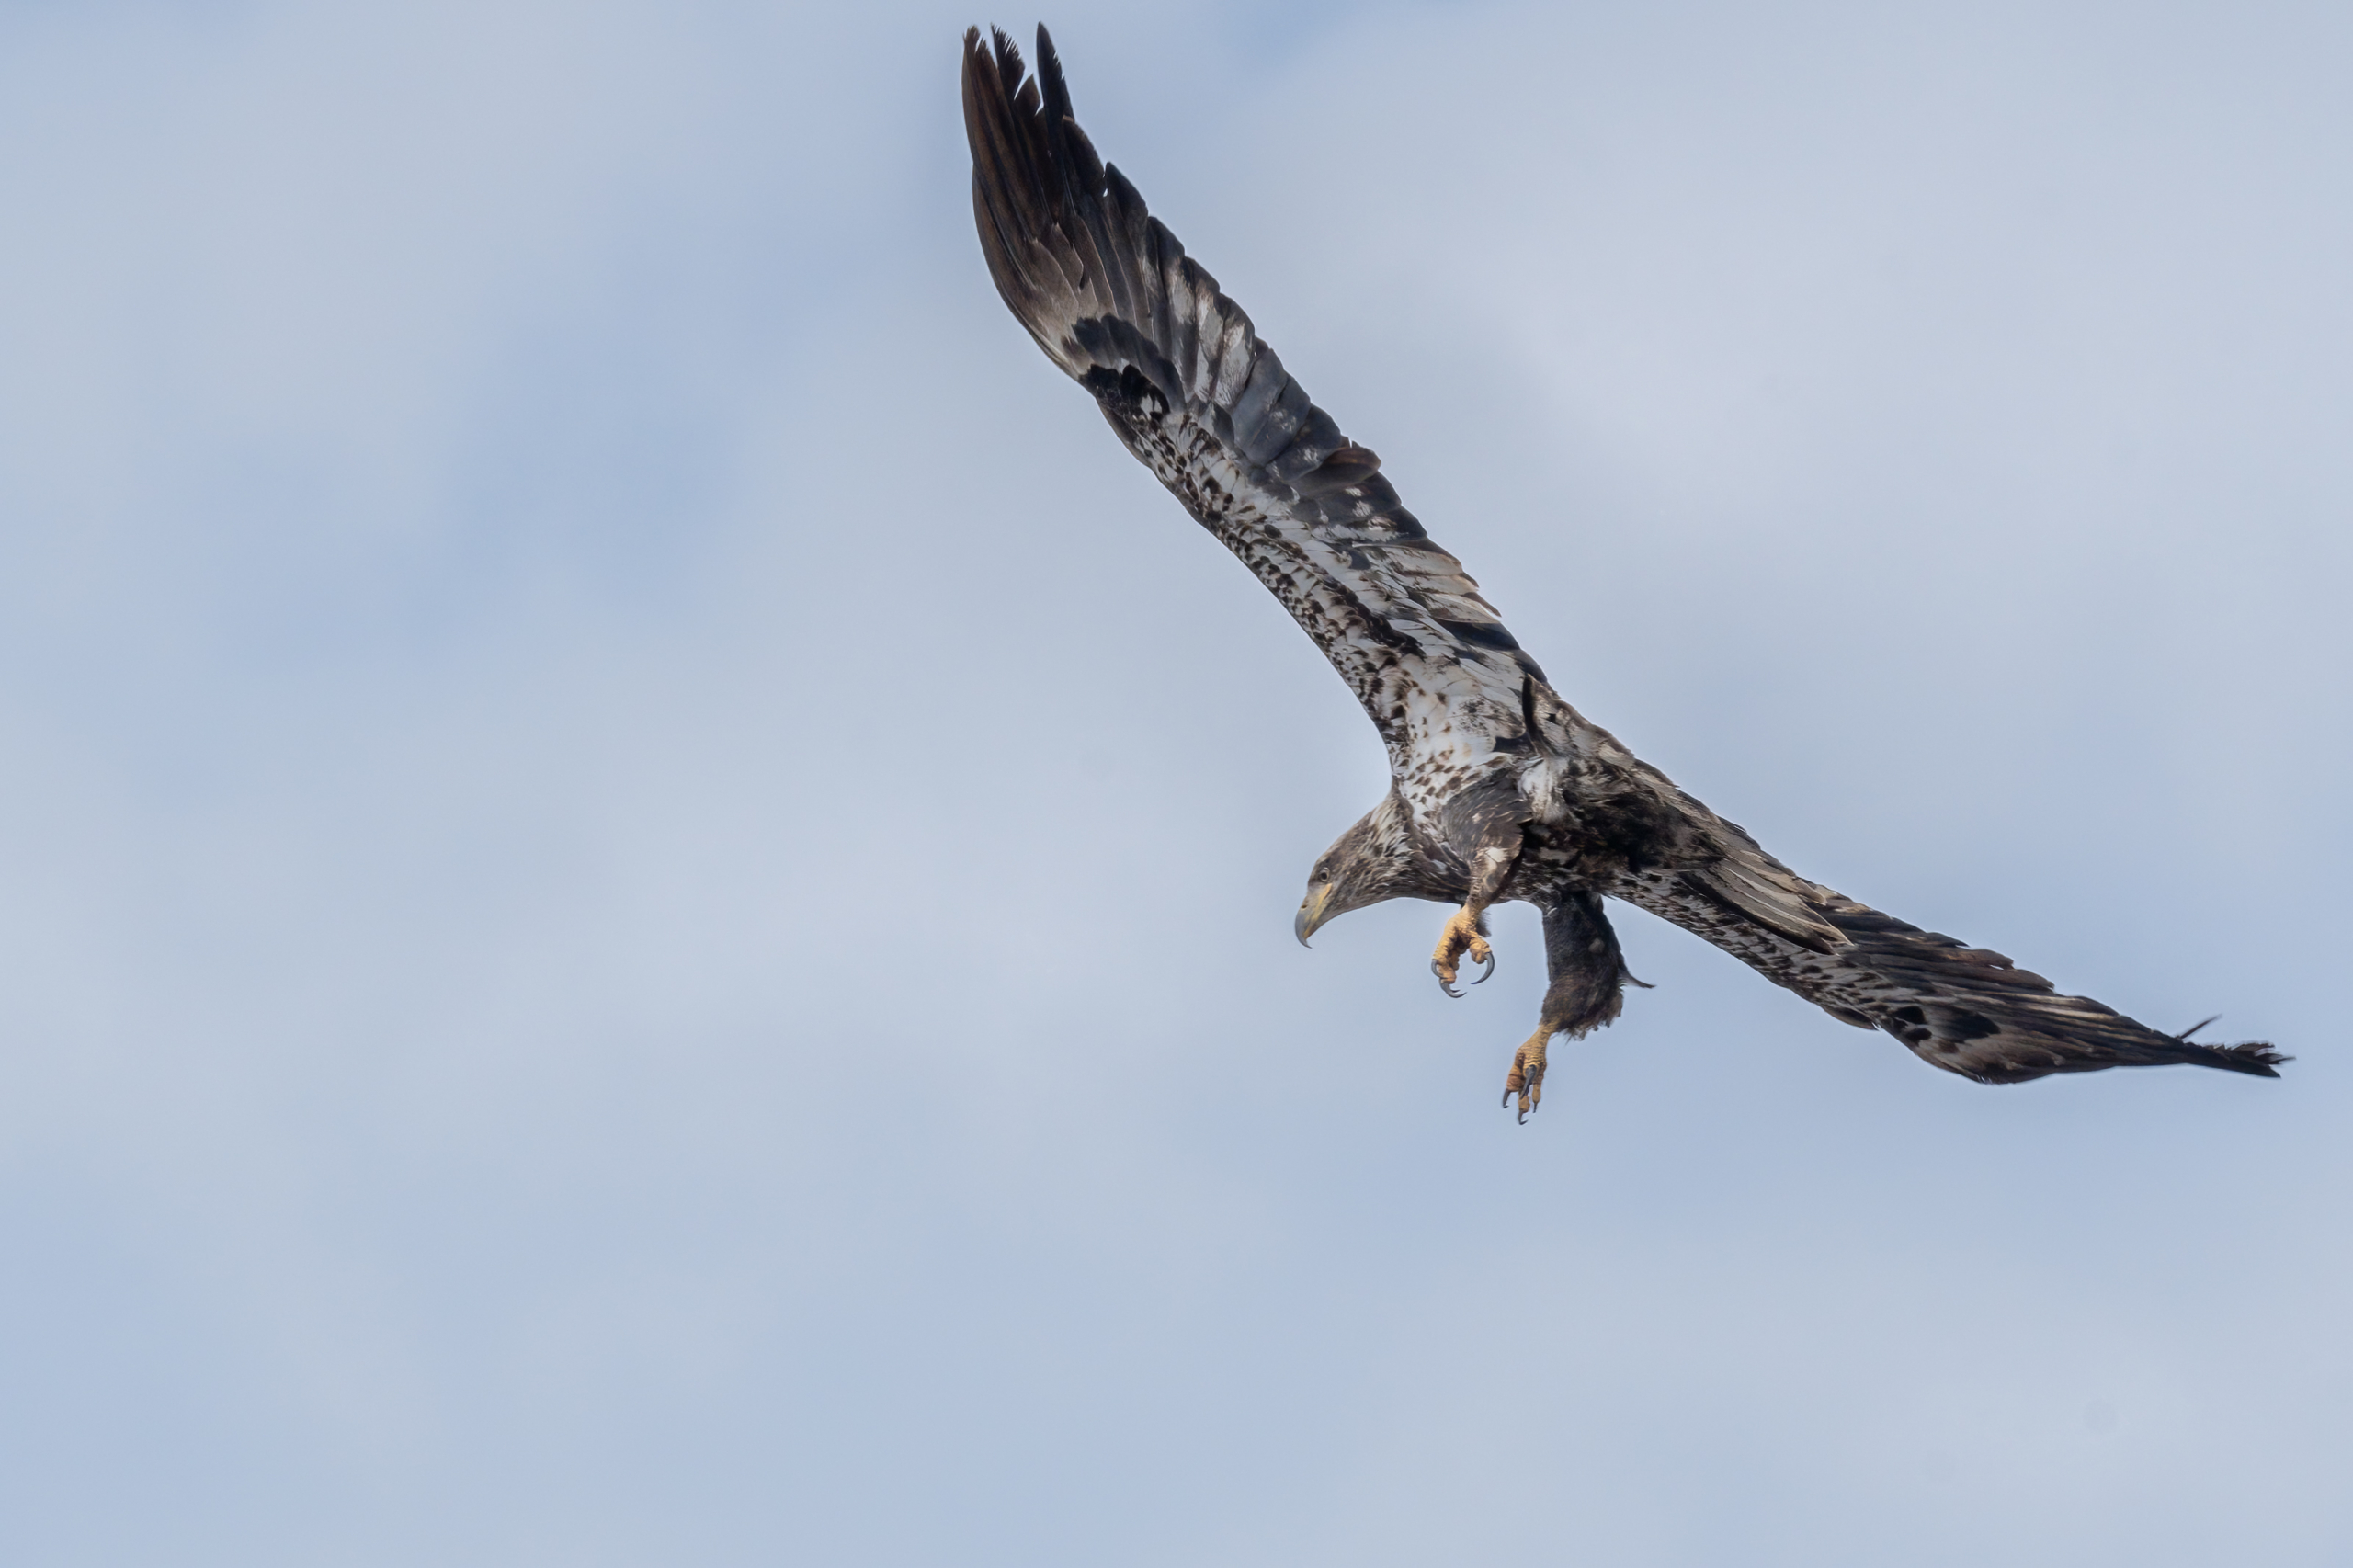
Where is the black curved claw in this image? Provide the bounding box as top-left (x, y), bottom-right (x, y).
top-left (1469, 949), bottom-right (1495, 986)
top-left (1431, 958), bottom-right (1464, 999)
top-left (1516, 1102), bottom-right (1530, 1126)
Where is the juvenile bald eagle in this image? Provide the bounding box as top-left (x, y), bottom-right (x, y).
top-left (962, 25), bottom-right (2284, 1118)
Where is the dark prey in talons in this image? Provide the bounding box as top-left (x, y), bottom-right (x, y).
top-left (961, 25), bottom-right (2288, 1121)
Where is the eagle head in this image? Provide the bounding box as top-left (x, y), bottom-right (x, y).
top-left (1294, 791), bottom-right (1425, 946)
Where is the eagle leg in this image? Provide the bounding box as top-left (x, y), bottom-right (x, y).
top-left (1430, 833), bottom-right (1520, 997)
top-left (1504, 892), bottom-right (1633, 1122)
top-left (1430, 908), bottom-right (1494, 998)
top-left (1504, 1028), bottom-right (1551, 1124)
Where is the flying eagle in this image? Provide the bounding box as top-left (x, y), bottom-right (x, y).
top-left (961, 25), bottom-right (2284, 1118)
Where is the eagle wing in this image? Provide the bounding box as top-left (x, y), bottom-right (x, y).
top-left (1511, 686), bottom-right (2284, 1082)
top-left (963, 27), bottom-right (1541, 767)
top-left (1621, 799), bottom-right (2284, 1084)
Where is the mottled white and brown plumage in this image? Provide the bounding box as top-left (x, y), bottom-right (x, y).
top-left (962, 25), bottom-right (2284, 1117)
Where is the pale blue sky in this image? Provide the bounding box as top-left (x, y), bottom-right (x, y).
top-left (0, 2), bottom-right (2347, 1562)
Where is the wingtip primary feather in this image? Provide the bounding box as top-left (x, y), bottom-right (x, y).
top-left (1035, 22), bottom-right (1063, 94)
top-left (2173, 1016), bottom-right (2289, 1077)
top-left (959, 26), bottom-right (1022, 105)
top-left (2210, 1043), bottom-right (2288, 1077)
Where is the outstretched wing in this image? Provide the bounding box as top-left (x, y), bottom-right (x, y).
top-left (1612, 812), bottom-right (2286, 1084)
top-left (963, 27), bottom-right (1541, 770)
top-left (1506, 608), bottom-right (2284, 1084)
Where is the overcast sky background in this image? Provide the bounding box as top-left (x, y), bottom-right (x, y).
top-left (0, 1), bottom-right (2347, 1562)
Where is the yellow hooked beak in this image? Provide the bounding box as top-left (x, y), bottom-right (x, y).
top-left (1294, 882), bottom-right (1336, 948)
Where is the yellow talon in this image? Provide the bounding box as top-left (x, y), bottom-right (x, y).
top-left (1504, 1028), bottom-right (1551, 1123)
top-left (1431, 906), bottom-right (1494, 996)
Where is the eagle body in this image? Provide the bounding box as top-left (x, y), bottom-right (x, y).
top-left (963, 26), bottom-right (2284, 1113)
